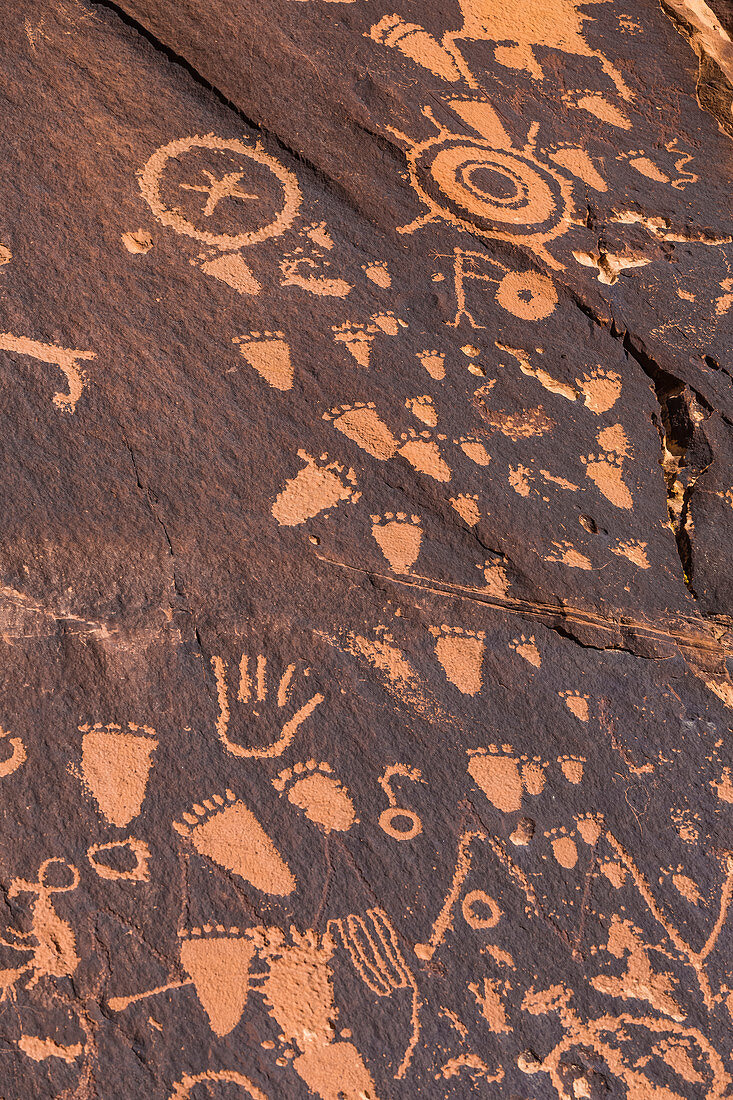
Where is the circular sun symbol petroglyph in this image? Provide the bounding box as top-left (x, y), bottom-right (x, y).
top-left (394, 110), bottom-right (575, 269)
top-left (139, 134), bottom-right (301, 250)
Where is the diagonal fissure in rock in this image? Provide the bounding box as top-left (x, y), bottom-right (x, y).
top-left (88, 0), bottom-right (383, 224)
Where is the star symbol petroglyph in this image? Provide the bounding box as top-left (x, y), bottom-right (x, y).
top-left (179, 170), bottom-right (259, 217)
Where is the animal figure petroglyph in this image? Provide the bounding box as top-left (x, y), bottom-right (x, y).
top-left (0, 858), bottom-right (80, 997)
top-left (370, 0), bottom-right (631, 98)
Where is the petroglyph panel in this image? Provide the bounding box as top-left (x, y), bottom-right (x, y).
top-left (2, 0), bottom-right (733, 1096)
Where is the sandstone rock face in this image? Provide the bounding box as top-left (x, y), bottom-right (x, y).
top-left (1, 1), bottom-right (733, 1096)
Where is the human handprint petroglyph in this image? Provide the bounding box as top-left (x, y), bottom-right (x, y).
top-left (211, 650), bottom-right (324, 759)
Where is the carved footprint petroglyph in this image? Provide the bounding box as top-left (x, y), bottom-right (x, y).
top-left (173, 790), bottom-right (296, 895)
top-left (455, 435), bottom-right (492, 466)
top-left (559, 690), bottom-right (590, 722)
top-left (405, 395), bottom-right (438, 426)
top-left (576, 367), bottom-right (622, 413)
top-left (450, 493), bottom-right (480, 525)
top-left (273, 760), bottom-right (357, 833)
top-left (323, 402), bottom-right (398, 460)
top-left (79, 722), bottom-right (157, 827)
top-left (509, 634), bottom-right (541, 668)
top-left (233, 331), bottom-right (293, 390)
top-left (545, 540), bottom-right (593, 570)
top-left (559, 755), bottom-right (585, 783)
top-left (371, 512), bottom-right (423, 573)
top-left (581, 423), bottom-right (633, 509)
top-left (272, 451), bottom-right (361, 526)
top-left (211, 650), bottom-right (324, 758)
top-left (362, 260), bottom-right (391, 287)
top-left (398, 430), bottom-right (452, 481)
top-left (467, 745), bottom-right (548, 813)
top-left (417, 349), bottom-right (446, 380)
top-left (429, 625), bottom-right (485, 695)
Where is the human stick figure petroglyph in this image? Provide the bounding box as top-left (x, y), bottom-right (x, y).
top-left (0, 333), bottom-right (95, 412)
top-left (211, 651), bottom-right (324, 758)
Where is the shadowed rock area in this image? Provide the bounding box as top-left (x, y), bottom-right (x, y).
top-left (1, 0), bottom-right (733, 1096)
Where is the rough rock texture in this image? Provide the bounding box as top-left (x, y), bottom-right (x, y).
top-left (1, 0), bottom-right (733, 1096)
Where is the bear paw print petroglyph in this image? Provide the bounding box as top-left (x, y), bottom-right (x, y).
top-left (467, 745), bottom-right (548, 814)
top-left (233, 331), bottom-right (293, 391)
top-left (582, 423), bottom-right (633, 509)
top-left (399, 430), bottom-right (452, 481)
top-left (454, 435), bottom-right (491, 466)
top-left (323, 402), bottom-right (398, 460)
top-left (611, 539), bottom-right (650, 568)
top-left (576, 367), bottom-right (622, 414)
top-left (559, 755), bottom-right (585, 784)
top-left (176, 925), bottom-right (257, 1037)
top-left (581, 451), bottom-right (633, 510)
top-left (417, 349), bottom-right (446, 380)
top-left (332, 311), bottom-right (404, 367)
top-left (173, 790), bottom-right (296, 895)
top-left (405, 395), bottom-right (438, 426)
top-left (545, 826), bottom-right (579, 869)
top-left (211, 650), bottom-right (324, 758)
top-left (362, 260), bottom-right (391, 287)
top-left (559, 690), bottom-right (590, 722)
top-left (332, 322), bottom-right (375, 368)
top-left (371, 513), bottom-right (423, 574)
top-left (78, 722), bottom-right (157, 827)
top-left (272, 451), bottom-right (361, 526)
top-left (273, 760), bottom-right (357, 833)
top-left (509, 634), bottom-right (541, 668)
top-left (429, 625), bottom-right (485, 695)
top-left (450, 493), bottom-right (480, 525)
top-left (545, 540), bottom-right (593, 570)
